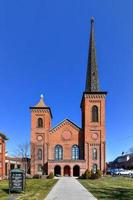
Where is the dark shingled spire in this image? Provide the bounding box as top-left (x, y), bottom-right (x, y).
top-left (85, 17), bottom-right (100, 92)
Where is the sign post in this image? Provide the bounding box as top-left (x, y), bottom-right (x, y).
top-left (9, 169), bottom-right (25, 193)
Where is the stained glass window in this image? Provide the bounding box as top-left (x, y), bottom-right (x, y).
top-left (55, 145), bottom-right (63, 160)
top-left (72, 145), bottom-right (79, 160)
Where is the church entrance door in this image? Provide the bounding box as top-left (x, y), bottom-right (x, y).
top-left (54, 165), bottom-right (61, 176)
top-left (73, 165), bottom-right (80, 177)
top-left (64, 166), bottom-right (70, 176)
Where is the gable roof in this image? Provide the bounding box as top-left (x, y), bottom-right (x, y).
top-left (50, 119), bottom-right (81, 133)
top-left (113, 153), bottom-right (133, 163)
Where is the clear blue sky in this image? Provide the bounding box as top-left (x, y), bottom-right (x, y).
top-left (0, 0), bottom-right (133, 162)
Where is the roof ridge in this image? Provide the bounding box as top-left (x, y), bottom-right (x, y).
top-left (50, 118), bottom-right (80, 132)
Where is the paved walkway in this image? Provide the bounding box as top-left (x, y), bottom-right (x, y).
top-left (45, 177), bottom-right (97, 200)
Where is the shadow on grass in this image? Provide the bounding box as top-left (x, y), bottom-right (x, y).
top-left (2, 188), bottom-right (21, 195)
top-left (88, 187), bottom-right (133, 200)
top-left (2, 188), bottom-right (9, 194)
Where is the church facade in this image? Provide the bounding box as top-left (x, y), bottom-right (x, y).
top-left (30, 18), bottom-right (107, 177)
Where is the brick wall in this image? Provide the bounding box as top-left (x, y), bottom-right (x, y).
top-left (0, 137), bottom-right (5, 180)
top-left (81, 93), bottom-right (106, 172)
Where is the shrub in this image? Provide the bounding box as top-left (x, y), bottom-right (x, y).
top-left (47, 172), bottom-right (54, 179)
top-left (83, 169), bottom-right (91, 179)
top-left (80, 173), bottom-right (87, 179)
top-left (26, 174), bottom-right (33, 179)
top-left (96, 169), bottom-right (102, 178)
top-left (90, 172), bottom-right (99, 179)
top-left (79, 173), bottom-right (85, 179)
top-left (33, 174), bottom-right (41, 179)
top-left (79, 169), bottom-right (102, 180)
top-left (90, 170), bottom-right (102, 179)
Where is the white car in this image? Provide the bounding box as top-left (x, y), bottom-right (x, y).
top-left (118, 169), bottom-right (132, 176)
top-left (111, 168), bottom-right (124, 175)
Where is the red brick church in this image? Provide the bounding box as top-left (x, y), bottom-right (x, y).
top-left (30, 18), bottom-right (107, 177)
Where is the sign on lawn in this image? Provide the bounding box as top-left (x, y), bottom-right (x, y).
top-left (9, 169), bottom-right (25, 193)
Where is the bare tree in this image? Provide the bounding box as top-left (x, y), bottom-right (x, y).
top-left (17, 142), bottom-right (29, 158)
top-left (14, 142), bottom-right (30, 174)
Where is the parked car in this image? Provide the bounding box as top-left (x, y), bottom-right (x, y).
top-left (111, 168), bottom-right (133, 176)
top-left (110, 168), bottom-right (124, 176)
top-left (106, 168), bottom-right (119, 175)
top-left (106, 168), bottom-right (112, 175)
top-left (117, 169), bottom-right (133, 176)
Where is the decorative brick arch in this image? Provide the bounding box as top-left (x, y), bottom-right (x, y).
top-left (54, 165), bottom-right (61, 176)
top-left (73, 165), bottom-right (80, 177)
top-left (64, 165), bottom-right (71, 176)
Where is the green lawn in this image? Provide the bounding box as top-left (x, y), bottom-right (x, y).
top-left (79, 176), bottom-right (133, 200)
top-left (0, 179), bottom-right (57, 200)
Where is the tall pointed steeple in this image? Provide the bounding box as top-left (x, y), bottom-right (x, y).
top-left (85, 17), bottom-right (100, 92)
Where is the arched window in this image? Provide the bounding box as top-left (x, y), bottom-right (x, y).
top-left (93, 164), bottom-right (97, 173)
top-left (55, 145), bottom-right (63, 160)
top-left (38, 149), bottom-right (42, 160)
top-left (72, 145), bottom-right (79, 160)
top-left (92, 148), bottom-right (97, 160)
top-left (38, 118), bottom-right (43, 128)
top-left (92, 106), bottom-right (98, 122)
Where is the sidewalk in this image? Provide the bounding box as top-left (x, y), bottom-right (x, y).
top-left (45, 177), bottom-right (97, 200)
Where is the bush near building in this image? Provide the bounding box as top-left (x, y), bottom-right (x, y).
top-left (80, 169), bottom-right (102, 179)
top-left (47, 172), bottom-right (54, 179)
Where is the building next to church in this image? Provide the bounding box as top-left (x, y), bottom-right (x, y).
top-left (107, 153), bottom-right (133, 170)
top-left (0, 133), bottom-right (30, 180)
top-left (0, 133), bottom-right (8, 180)
top-left (5, 156), bottom-right (31, 178)
top-left (30, 18), bottom-right (107, 177)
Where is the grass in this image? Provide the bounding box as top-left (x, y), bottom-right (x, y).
top-left (0, 180), bottom-right (9, 200)
top-left (0, 179), bottom-right (57, 200)
top-left (79, 176), bottom-right (133, 200)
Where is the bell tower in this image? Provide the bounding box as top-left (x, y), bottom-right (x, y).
top-left (30, 95), bottom-right (52, 175)
top-left (81, 17), bottom-right (107, 173)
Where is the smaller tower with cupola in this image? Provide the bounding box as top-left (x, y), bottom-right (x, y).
top-left (81, 17), bottom-right (107, 173)
top-left (30, 95), bottom-right (52, 175)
